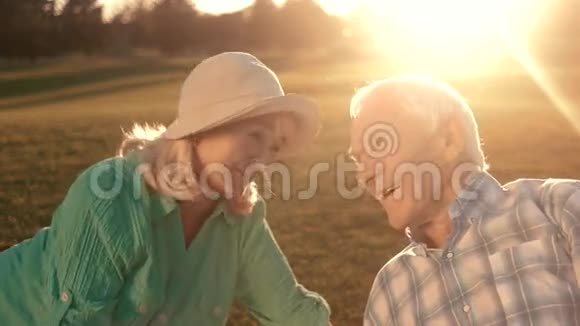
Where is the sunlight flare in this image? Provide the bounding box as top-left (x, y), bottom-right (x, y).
top-left (317, 0), bottom-right (359, 17)
top-left (194, 0), bottom-right (255, 15)
top-left (505, 36), bottom-right (580, 134)
top-left (363, 0), bottom-right (547, 75)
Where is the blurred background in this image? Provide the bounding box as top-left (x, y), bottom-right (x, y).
top-left (1, 0), bottom-right (580, 324)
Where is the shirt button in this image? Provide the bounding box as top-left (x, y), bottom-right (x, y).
top-left (138, 304), bottom-right (147, 314)
top-left (463, 305), bottom-right (471, 313)
top-left (446, 251), bottom-right (454, 259)
top-left (60, 291), bottom-right (70, 303)
top-left (213, 306), bottom-right (223, 317)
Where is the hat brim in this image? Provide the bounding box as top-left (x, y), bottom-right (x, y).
top-left (162, 94), bottom-right (320, 158)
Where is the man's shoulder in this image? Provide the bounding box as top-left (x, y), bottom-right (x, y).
top-left (503, 177), bottom-right (580, 203)
top-left (367, 243), bottom-right (429, 312)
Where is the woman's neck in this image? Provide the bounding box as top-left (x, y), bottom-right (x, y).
top-left (178, 196), bottom-right (219, 248)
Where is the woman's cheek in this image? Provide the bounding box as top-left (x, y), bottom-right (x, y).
top-left (238, 141), bottom-right (261, 165)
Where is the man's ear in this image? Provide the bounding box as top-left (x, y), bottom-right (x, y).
top-left (442, 115), bottom-right (465, 162)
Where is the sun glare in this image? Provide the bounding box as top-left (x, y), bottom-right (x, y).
top-left (194, 0), bottom-right (255, 15)
top-left (362, 0), bottom-right (548, 75)
top-left (318, 0), bottom-right (359, 17)
top-left (505, 35), bottom-right (580, 134)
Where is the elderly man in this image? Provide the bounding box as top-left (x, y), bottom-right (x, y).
top-left (349, 75), bottom-right (580, 325)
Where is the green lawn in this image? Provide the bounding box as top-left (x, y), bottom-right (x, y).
top-left (1, 53), bottom-right (579, 325)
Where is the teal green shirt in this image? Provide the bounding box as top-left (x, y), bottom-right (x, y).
top-left (0, 153), bottom-right (330, 325)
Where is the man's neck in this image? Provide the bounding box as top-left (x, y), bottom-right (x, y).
top-left (410, 185), bottom-right (459, 249)
top-left (413, 214), bottom-right (453, 249)
top-left (410, 169), bottom-right (481, 249)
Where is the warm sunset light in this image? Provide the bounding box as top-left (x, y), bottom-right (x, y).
top-left (193, 0), bottom-right (359, 17)
top-left (3, 0), bottom-right (580, 324)
top-left (92, 0), bottom-right (555, 79)
top-left (360, 0), bottom-right (549, 75)
top-left (97, 0), bottom-right (356, 19)
top-left (194, 0), bottom-right (255, 15)
top-left (317, 0), bottom-right (358, 17)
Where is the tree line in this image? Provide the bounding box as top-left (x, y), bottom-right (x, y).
top-left (0, 0), bottom-right (348, 60)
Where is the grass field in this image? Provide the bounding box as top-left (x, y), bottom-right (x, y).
top-left (1, 52), bottom-right (579, 325)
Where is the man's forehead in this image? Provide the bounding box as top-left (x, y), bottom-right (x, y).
top-left (349, 101), bottom-right (410, 152)
top-left (351, 104), bottom-right (402, 132)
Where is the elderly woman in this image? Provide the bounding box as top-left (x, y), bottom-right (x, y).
top-left (0, 52), bottom-right (331, 325)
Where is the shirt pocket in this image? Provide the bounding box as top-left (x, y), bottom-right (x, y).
top-left (49, 288), bottom-right (120, 325)
top-left (44, 262), bottom-right (122, 325)
top-left (488, 236), bottom-right (576, 320)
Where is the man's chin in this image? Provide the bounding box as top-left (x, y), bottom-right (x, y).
top-left (386, 214), bottom-right (408, 232)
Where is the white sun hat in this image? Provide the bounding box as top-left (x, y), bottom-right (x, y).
top-left (162, 52), bottom-right (320, 157)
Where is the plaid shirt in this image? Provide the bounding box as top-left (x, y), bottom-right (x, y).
top-left (364, 172), bottom-right (580, 326)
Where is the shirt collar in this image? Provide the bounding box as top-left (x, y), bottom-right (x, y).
top-left (148, 186), bottom-right (241, 226)
top-left (124, 150), bottom-right (236, 225)
top-left (405, 171), bottom-right (505, 255)
top-left (449, 170), bottom-right (506, 221)
top-left (148, 189), bottom-right (178, 220)
top-left (147, 185), bottom-right (239, 225)
top-left (208, 200), bottom-right (237, 225)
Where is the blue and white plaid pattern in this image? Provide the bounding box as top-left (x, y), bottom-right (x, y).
top-left (364, 173), bottom-right (580, 326)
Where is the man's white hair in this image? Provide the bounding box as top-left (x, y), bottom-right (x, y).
top-left (350, 75), bottom-right (489, 171)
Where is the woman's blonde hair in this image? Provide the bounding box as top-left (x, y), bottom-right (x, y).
top-left (118, 123), bottom-right (258, 216)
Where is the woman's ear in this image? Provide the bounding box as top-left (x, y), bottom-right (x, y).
top-left (442, 116), bottom-right (465, 162)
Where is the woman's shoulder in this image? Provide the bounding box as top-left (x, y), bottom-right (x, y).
top-left (63, 153), bottom-right (148, 209)
top-left (54, 153), bottom-right (150, 233)
top-left (74, 154), bottom-right (142, 196)
top-left (50, 154), bottom-right (150, 264)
